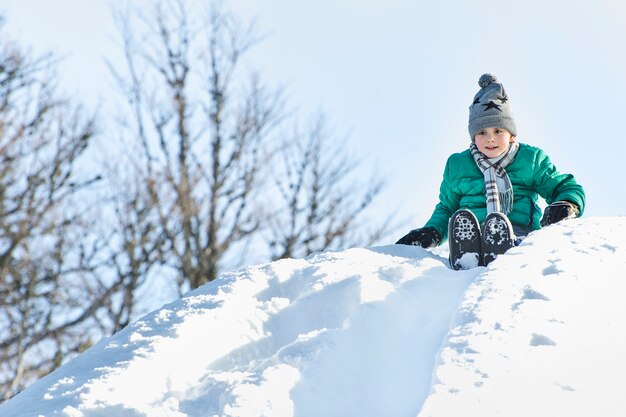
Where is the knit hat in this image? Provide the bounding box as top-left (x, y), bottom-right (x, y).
top-left (468, 74), bottom-right (517, 140)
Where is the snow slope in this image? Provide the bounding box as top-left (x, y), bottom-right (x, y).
top-left (1, 217), bottom-right (625, 417)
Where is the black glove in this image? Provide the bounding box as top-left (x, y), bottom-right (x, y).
top-left (396, 227), bottom-right (441, 248)
top-left (540, 201), bottom-right (580, 227)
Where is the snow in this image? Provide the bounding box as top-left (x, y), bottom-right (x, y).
top-left (455, 251), bottom-right (480, 270)
top-left (1, 217), bottom-right (625, 417)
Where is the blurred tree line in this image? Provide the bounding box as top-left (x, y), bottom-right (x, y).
top-left (0, 0), bottom-right (389, 401)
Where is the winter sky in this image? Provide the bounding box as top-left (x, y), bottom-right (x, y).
top-left (2, 0), bottom-right (625, 237)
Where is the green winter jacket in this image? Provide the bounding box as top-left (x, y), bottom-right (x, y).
top-left (424, 143), bottom-right (586, 243)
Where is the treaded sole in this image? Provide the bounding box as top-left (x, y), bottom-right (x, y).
top-left (448, 209), bottom-right (482, 270)
top-left (482, 212), bottom-right (515, 266)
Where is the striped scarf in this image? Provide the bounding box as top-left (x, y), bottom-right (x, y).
top-left (470, 141), bottom-right (519, 215)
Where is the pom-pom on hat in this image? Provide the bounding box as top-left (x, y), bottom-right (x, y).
top-left (468, 73), bottom-right (517, 140)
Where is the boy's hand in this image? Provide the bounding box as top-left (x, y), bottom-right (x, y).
top-left (540, 201), bottom-right (580, 227)
top-left (396, 227), bottom-right (441, 248)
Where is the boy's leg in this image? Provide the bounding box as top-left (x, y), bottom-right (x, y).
top-left (481, 212), bottom-right (515, 266)
top-left (512, 224), bottom-right (530, 246)
top-left (448, 209), bottom-right (482, 270)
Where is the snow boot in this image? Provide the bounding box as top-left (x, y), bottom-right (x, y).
top-left (448, 209), bottom-right (482, 270)
top-left (481, 212), bottom-right (515, 266)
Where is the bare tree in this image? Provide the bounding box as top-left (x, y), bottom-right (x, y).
top-left (0, 18), bottom-right (106, 400)
top-left (269, 115), bottom-right (388, 260)
top-left (105, 0), bottom-right (392, 302)
top-left (106, 0), bottom-right (283, 295)
top-left (0, 0), bottom-right (391, 401)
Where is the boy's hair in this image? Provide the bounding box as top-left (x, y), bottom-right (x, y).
top-left (468, 74), bottom-right (517, 140)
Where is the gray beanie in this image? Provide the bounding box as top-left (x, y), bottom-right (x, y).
top-left (468, 73), bottom-right (517, 139)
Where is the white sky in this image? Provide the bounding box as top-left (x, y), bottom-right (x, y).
top-left (1, 0), bottom-right (625, 237)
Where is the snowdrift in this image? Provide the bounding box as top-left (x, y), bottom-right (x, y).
top-left (1, 217), bottom-right (625, 417)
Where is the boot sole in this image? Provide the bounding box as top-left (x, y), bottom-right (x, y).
top-left (448, 210), bottom-right (481, 270)
top-left (482, 212), bottom-right (515, 266)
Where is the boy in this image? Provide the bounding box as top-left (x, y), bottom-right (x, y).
top-left (396, 74), bottom-right (585, 270)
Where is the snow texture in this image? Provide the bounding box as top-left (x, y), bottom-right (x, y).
top-left (1, 217), bottom-right (625, 417)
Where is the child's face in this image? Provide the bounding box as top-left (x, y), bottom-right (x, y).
top-left (473, 127), bottom-right (515, 158)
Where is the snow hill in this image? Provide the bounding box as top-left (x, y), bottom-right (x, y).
top-left (1, 217), bottom-right (625, 417)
